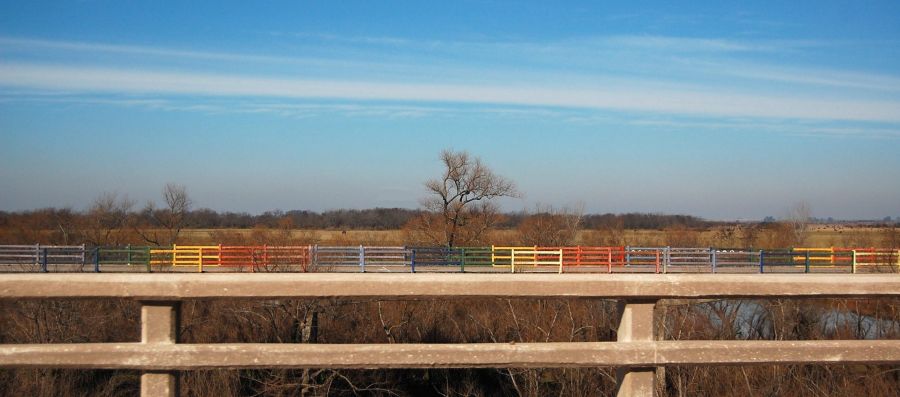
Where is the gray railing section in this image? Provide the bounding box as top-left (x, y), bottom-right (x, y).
top-left (0, 244), bottom-right (86, 272)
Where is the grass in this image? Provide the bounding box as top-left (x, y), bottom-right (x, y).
top-left (174, 226), bottom-right (893, 247)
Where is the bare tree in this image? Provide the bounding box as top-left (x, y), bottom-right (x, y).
top-left (82, 193), bottom-right (134, 246)
top-left (49, 207), bottom-right (77, 245)
top-left (407, 149), bottom-right (519, 247)
top-left (135, 183), bottom-right (192, 246)
top-left (785, 201), bottom-right (813, 246)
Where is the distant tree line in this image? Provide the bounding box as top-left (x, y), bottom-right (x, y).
top-left (184, 208), bottom-right (427, 230)
top-left (495, 212), bottom-right (710, 229)
top-left (0, 207), bottom-right (717, 231)
top-left (580, 212), bottom-right (712, 229)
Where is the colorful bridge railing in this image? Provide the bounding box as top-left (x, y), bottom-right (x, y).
top-left (95, 246), bottom-right (153, 271)
top-left (489, 246), bottom-right (565, 273)
top-left (0, 244), bottom-right (86, 271)
top-left (408, 247), bottom-right (462, 272)
top-left (146, 245), bottom-right (313, 272)
top-left (0, 244), bottom-right (897, 274)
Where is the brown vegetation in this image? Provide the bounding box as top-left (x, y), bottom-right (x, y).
top-left (1, 294), bottom-right (898, 396)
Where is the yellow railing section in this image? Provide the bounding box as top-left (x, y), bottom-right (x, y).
top-left (491, 246), bottom-right (564, 273)
top-left (851, 249), bottom-right (900, 274)
top-left (793, 247), bottom-right (837, 265)
top-left (150, 245), bottom-right (221, 273)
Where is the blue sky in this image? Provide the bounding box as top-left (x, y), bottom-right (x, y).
top-left (1, 1), bottom-right (899, 220)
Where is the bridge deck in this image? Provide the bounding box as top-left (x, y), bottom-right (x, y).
top-left (1, 273), bottom-right (898, 299)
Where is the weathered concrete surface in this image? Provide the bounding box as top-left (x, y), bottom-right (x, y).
top-left (2, 340), bottom-right (899, 369)
top-left (141, 372), bottom-right (175, 397)
top-left (140, 302), bottom-right (179, 397)
top-left (616, 300), bottom-right (657, 397)
top-left (141, 302), bottom-right (179, 344)
top-left (0, 273), bottom-right (898, 300)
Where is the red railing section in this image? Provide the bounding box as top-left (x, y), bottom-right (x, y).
top-left (200, 245), bottom-right (313, 272)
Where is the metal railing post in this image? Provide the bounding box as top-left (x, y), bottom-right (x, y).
top-left (851, 250), bottom-right (857, 274)
top-left (459, 248), bottom-right (466, 273)
top-left (711, 249), bottom-right (717, 273)
top-left (805, 251), bottom-right (811, 273)
top-left (410, 248), bottom-right (416, 273)
top-left (759, 250), bottom-right (765, 274)
top-left (608, 248), bottom-right (613, 274)
top-left (145, 247), bottom-right (152, 273)
top-left (654, 250), bottom-right (660, 274)
top-left (359, 245), bottom-right (365, 273)
top-left (93, 248), bottom-right (100, 273)
top-left (140, 301), bottom-right (180, 397)
top-left (616, 299), bottom-right (657, 397)
top-left (663, 247), bottom-right (670, 274)
top-left (558, 249), bottom-right (564, 274)
top-left (40, 247), bottom-right (48, 273)
top-left (307, 244), bottom-right (314, 272)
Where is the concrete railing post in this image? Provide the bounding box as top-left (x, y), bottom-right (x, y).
top-left (141, 301), bottom-right (180, 397)
top-left (616, 299), bottom-right (657, 397)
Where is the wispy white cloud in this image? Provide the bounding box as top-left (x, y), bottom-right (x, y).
top-left (2, 35), bottom-right (897, 92)
top-left (2, 62), bottom-right (899, 123)
top-left (0, 92), bottom-right (579, 122)
top-left (268, 31), bottom-right (818, 53)
top-left (676, 58), bottom-right (900, 92)
top-left (0, 37), bottom-right (309, 64)
top-left (267, 32), bottom-right (413, 46)
top-left (17, 92), bottom-right (897, 139)
top-left (587, 35), bottom-right (821, 53)
top-left (622, 117), bottom-right (900, 139)
top-left (2, 35), bottom-right (900, 133)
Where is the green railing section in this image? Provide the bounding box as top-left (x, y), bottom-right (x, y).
top-left (95, 246), bottom-right (153, 272)
top-left (453, 247), bottom-right (494, 271)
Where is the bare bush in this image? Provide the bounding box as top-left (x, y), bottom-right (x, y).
top-left (517, 204), bottom-right (584, 246)
top-left (81, 193), bottom-right (134, 246)
top-left (134, 183), bottom-right (192, 246)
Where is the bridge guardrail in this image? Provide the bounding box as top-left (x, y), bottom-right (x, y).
top-left (1, 244), bottom-right (898, 274)
top-left (1, 273), bottom-right (899, 397)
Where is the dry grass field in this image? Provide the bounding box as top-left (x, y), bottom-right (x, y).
top-left (175, 225), bottom-right (895, 248)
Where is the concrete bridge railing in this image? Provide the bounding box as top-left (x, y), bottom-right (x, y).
top-left (1, 273), bottom-right (899, 397)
